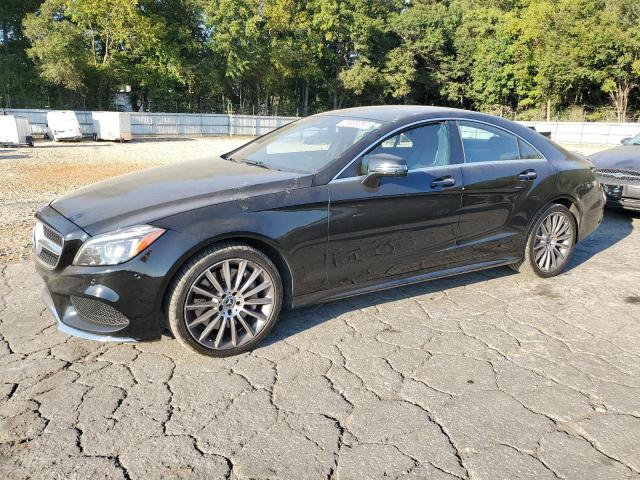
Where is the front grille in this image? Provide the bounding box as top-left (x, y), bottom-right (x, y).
top-left (34, 222), bottom-right (64, 269)
top-left (38, 248), bottom-right (60, 267)
top-left (71, 296), bottom-right (130, 327)
top-left (595, 168), bottom-right (640, 184)
top-left (43, 224), bottom-right (63, 246)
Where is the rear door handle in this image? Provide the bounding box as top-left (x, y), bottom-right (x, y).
top-left (518, 169), bottom-right (537, 180)
top-left (431, 176), bottom-right (456, 188)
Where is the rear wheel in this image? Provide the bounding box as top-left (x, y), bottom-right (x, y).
top-left (167, 243), bottom-right (283, 357)
top-left (510, 204), bottom-right (576, 277)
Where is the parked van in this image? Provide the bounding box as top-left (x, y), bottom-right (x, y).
top-left (92, 112), bottom-right (132, 142)
top-left (46, 111), bottom-right (82, 141)
top-left (0, 115), bottom-right (34, 147)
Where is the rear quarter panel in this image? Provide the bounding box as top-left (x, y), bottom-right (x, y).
top-left (547, 148), bottom-right (604, 241)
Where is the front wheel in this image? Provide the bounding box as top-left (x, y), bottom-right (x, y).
top-left (166, 243), bottom-right (283, 357)
top-left (510, 204), bottom-right (576, 277)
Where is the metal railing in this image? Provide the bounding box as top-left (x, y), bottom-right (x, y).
top-left (518, 121), bottom-right (640, 145)
top-left (3, 109), bottom-right (640, 145)
top-left (2, 109), bottom-right (298, 138)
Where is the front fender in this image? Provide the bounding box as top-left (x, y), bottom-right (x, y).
top-left (153, 186), bottom-right (330, 299)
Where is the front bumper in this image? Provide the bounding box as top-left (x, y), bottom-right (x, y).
top-left (41, 286), bottom-right (136, 342)
top-left (52, 131), bottom-right (82, 141)
top-left (34, 206), bottom-right (198, 342)
top-left (603, 184), bottom-right (640, 211)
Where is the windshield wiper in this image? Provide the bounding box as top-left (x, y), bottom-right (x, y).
top-left (241, 159), bottom-right (271, 169)
top-left (226, 156), bottom-right (282, 171)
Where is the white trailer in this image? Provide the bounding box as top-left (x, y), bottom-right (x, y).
top-left (0, 115), bottom-right (34, 147)
top-left (46, 111), bottom-right (82, 141)
top-left (92, 112), bottom-right (132, 142)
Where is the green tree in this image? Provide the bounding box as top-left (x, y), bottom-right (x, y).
top-left (582, 0), bottom-right (640, 122)
top-left (383, 0), bottom-right (458, 105)
top-left (467, 5), bottom-right (518, 114)
top-left (23, 0), bottom-right (196, 109)
top-left (510, 0), bottom-right (591, 120)
top-left (3, 0), bottom-right (640, 118)
top-left (0, 0), bottom-right (42, 108)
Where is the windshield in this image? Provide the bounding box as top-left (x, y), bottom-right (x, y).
top-left (226, 115), bottom-right (384, 174)
top-left (628, 133), bottom-right (640, 145)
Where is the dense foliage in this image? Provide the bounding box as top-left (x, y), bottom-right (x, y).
top-left (1, 0), bottom-right (640, 120)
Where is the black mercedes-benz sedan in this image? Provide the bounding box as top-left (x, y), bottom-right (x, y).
top-left (33, 106), bottom-right (605, 356)
top-left (590, 135), bottom-right (640, 212)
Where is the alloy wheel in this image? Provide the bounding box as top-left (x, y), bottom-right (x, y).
top-left (184, 258), bottom-right (275, 350)
top-left (533, 212), bottom-right (574, 273)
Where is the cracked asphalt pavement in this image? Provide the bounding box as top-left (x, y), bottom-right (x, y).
top-left (1, 210), bottom-right (639, 479)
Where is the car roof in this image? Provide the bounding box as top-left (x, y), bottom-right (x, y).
top-left (316, 105), bottom-right (472, 123)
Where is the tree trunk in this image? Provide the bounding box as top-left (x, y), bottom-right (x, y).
top-left (303, 79), bottom-right (309, 116)
top-left (611, 82), bottom-right (633, 123)
top-left (255, 80), bottom-right (260, 114)
top-left (91, 28), bottom-right (97, 65)
top-left (546, 98), bottom-right (551, 122)
top-left (2, 21), bottom-right (9, 54)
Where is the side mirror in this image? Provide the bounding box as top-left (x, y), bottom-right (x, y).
top-left (361, 153), bottom-right (408, 188)
top-left (621, 137), bottom-right (631, 145)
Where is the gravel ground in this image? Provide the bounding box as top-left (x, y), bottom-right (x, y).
top-left (0, 137), bottom-right (251, 264)
top-left (0, 211), bottom-right (639, 479)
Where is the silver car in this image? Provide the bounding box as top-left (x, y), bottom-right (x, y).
top-left (590, 135), bottom-right (640, 212)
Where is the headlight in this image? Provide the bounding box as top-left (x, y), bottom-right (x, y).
top-left (73, 225), bottom-right (165, 266)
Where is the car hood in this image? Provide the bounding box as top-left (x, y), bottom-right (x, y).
top-left (589, 146), bottom-right (640, 171)
top-left (51, 157), bottom-right (313, 234)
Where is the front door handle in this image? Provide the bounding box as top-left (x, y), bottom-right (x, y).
top-left (431, 176), bottom-right (456, 188)
top-left (518, 169), bottom-right (537, 180)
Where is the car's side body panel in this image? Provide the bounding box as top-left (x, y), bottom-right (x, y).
top-left (455, 159), bottom-right (557, 264)
top-left (292, 258), bottom-right (514, 308)
top-left (327, 166), bottom-right (463, 288)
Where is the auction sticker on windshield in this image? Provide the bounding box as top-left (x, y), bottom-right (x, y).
top-left (336, 119), bottom-right (381, 130)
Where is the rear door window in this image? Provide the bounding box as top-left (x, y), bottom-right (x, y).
top-left (518, 138), bottom-right (544, 159)
top-left (457, 121), bottom-right (541, 163)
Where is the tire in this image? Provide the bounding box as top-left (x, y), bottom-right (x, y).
top-left (166, 242), bottom-right (283, 357)
top-left (509, 204), bottom-right (577, 278)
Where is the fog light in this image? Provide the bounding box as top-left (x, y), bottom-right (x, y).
top-left (603, 184), bottom-right (622, 198)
